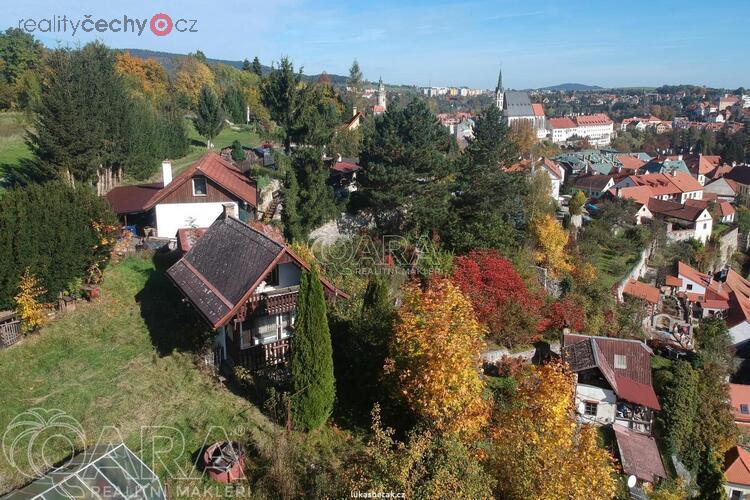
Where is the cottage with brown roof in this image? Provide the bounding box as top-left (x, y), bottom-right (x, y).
top-left (106, 153), bottom-right (257, 238)
top-left (562, 333), bottom-right (660, 434)
top-left (167, 215), bottom-right (348, 371)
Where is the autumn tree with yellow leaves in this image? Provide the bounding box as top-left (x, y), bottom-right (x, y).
top-left (114, 52), bottom-right (168, 101)
top-left (384, 278), bottom-right (489, 437)
top-left (488, 363), bottom-right (617, 500)
top-left (14, 268), bottom-right (46, 333)
top-left (533, 214), bottom-right (573, 278)
top-left (174, 56), bottom-right (217, 110)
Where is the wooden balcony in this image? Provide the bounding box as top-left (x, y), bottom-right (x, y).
top-left (232, 337), bottom-right (291, 371)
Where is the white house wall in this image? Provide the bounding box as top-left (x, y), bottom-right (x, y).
top-left (155, 202), bottom-right (236, 238)
top-left (730, 322), bottom-right (750, 346)
top-left (575, 384), bottom-right (617, 426)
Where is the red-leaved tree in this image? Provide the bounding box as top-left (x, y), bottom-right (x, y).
top-left (452, 250), bottom-right (543, 348)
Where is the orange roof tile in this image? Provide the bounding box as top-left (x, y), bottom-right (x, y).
top-left (548, 117), bottom-right (577, 129)
top-left (575, 113), bottom-right (613, 125)
top-left (623, 279), bottom-right (660, 305)
top-left (531, 103), bottom-right (545, 117)
top-left (730, 384), bottom-right (750, 424)
top-left (616, 155), bottom-right (646, 170)
top-left (725, 446), bottom-right (750, 486)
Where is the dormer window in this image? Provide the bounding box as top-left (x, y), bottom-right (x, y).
top-left (192, 177), bottom-right (208, 196)
top-left (614, 354), bottom-right (627, 369)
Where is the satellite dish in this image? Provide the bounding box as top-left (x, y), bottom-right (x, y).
top-left (627, 475), bottom-right (637, 488)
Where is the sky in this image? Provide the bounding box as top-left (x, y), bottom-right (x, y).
top-left (3, 0), bottom-right (749, 89)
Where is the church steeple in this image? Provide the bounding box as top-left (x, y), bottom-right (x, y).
top-left (495, 67), bottom-right (504, 110)
top-left (377, 76), bottom-right (387, 110)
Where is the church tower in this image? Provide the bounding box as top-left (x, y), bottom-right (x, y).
top-left (495, 68), bottom-right (504, 110)
top-left (377, 77), bottom-right (387, 110)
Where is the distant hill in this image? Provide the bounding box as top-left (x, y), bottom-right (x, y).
top-left (120, 48), bottom-right (349, 85)
top-left (537, 83), bottom-right (604, 91)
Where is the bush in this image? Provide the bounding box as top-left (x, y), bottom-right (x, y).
top-left (0, 181), bottom-right (117, 308)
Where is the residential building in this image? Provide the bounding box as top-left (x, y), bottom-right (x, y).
top-left (546, 113), bottom-right (614, 146)
top-left (167, 215), bottom-right (348, 371)
top-left (724, 446), bottom-right (750, 500)
top-left (506, 157), bottom-right (565, 200)
top-left (562, 333), bottom-right (661, 434)
top-left (704, 177), bottom-right (739, 202)
top-left (720, 94), bottom-right (741, 111)
top-left (105, 153), bottom-right (257, 238)
top-left (613, 172), bottom-right (703, 204)
top-left (724, 166), bottom-right (750, 206)
top-left (729, 384), bottom-right (750, 432)
top-left (574, 174), bottom-right (614, 198)
top-left (613, 425), bottom-right (667, 489)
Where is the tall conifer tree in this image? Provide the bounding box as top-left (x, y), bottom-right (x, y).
top-left (291, 266), bottom-right (335, 431)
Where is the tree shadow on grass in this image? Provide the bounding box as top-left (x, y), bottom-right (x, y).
top-left (135, 248), bottom-right (211, 356)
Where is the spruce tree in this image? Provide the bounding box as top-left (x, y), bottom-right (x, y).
top-left (291, 266), bottom-right (335, 431)
top-left (444, 105), bottom-right (527, 253)
top-left (193, 85), bottom-right (224, 148)
top-left (281, 164), bottom-right (302, 242)
top-left (251, 57), bottom-right (263, 77)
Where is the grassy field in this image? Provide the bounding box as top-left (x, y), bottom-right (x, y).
top-left (145, 121), bottom-right (261, 182)
top-left (593, 245), bottom-right (642, 290)
top-left (0, 112), bottom-right (32, 167)
top-left (0, 256), bottom-right (275, 497)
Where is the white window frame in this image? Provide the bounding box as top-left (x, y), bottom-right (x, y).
top-left (614, 354), bottom-right (627, 369)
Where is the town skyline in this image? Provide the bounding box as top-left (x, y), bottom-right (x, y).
top-left (5, 0), bottom-right (749, 90)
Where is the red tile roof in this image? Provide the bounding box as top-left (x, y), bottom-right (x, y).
top-left (575, 113), bottom-right (613, 126)
top-left (548, 117), bottom-right (577, 129)
top-left (730, 384), bottom-right (750, 424)
top-left (724, 269), bottom-right (750, 327)
top-left (543, 158), bottom-right (563, 179)
top-left (625, 172), bottom-right (703, 195)
top-left (144, 153), bottom-right (257, 211)
top-left (725, 446), bottom-right (750, 486)
top-left (665, 276), bottom-right (682, 287)
top-left (563, 334), bottom-right (660, 410)
top-left (616, 155), bottom-right (646, 170)
top-left (531, 103), bottom-right (545, 117)
top-left (684, 198), bottom-right (735, 217)
top-left (105, 182), bottom-right (163, 215)
top-left (330, 160), bottom-right (361, 174)
top-left (623, 279), bottom-right (660, 305)
top-left (613, 425), bottom-right (667, 483)
top-left (617, 185), bottom-right (654, 205)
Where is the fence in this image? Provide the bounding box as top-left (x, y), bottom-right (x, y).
top-left (0, 321), bottom-right (21, 348)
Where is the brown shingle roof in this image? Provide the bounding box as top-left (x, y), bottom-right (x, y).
top-left (144, 153), bottom-right (257, 211)
top-left (105, 182), bottom-right (163, 215)
top-left (613, 425), bottom-right (667, 483)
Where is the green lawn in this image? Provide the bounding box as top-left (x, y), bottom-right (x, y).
top-left (0, 256), bottom-right (275, 497)
top-left (144, 121), bottom-right (261, 183)
top-left (593, 245), bottom-right (642, 290)
top-left (0, 112), bottom-right (32, 167)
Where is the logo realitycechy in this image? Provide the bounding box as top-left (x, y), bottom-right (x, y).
top-left (17, 14), bottom-right (198, 37)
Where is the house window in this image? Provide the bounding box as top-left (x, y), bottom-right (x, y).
top-left (266, 266), bottom-right (279, 287)
top-left (741, 404), bottom-right (749, 415)
top-left (730, 490), bottom-right (742, 500)
top-left (584, 402), bottom-right (598, 416)
top-left (686, 284), bottom-right (693, 291)
top-left (614, 354), bottom-right (627, 369)
top-left (192, 177), bottom-right (208, 196)
top-left (703, 223), bottom-right (708, 229)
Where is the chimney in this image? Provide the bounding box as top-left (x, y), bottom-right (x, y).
top-left (352, 106), bottom-right (358, 117)
top-left (337, 154), bottom-right (342, 163)
top-left (162, 160), bottom-right (173, 186)
top-left (677, 154), bottom-right (683, 161)
top-left (222, 203), bottom-right (238, 220)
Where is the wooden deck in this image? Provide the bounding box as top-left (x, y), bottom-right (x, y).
top-left (231, 337), bottom-right (291, 371)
